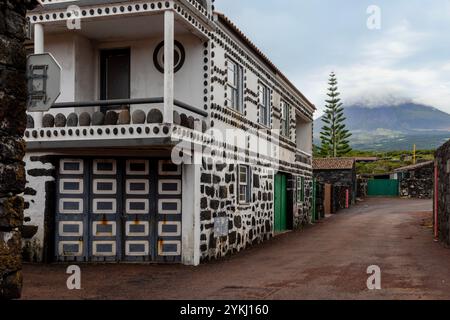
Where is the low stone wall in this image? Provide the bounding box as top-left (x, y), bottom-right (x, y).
top-left (0, 0), bottom-right (38, 299)
top-left (398, 163), bottom-right (434, 199)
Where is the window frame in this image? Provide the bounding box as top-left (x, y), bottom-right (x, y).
top-left (226, 59), bottom-right (244, 113)
top-left (281, 101), bottom-right (290, 137)
top-left (238, 165), bottom-right (251, 204)
top-left (258, 83), bottom-right (271, 127)
top-left (297, 176), bottom-right (305, 204)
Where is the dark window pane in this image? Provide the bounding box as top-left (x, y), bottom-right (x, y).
top-left (63, 201), bottom-right (80, 211)
top-left (96, 201), bottom-right (113, 211)
top-left (162, 202), bottom-right (178, 211)
top-left (63, 182), bottom-right (80, 191)
top-left (97, 162), bottom-right (114, 172)
top-left (130, 163), bottom-right (146, 172)
top-left (130, 202), bottom-right (146, 210)
top-left (161, 224), bottom-right (178, 234)
top-left (63, 224), bottom-right (80, 233)
top-left (162, 183), bottom-right (178, 191)
top-left (96, 244), bottom-right (113, 253)
top-left (129, 224), bottom-right (146, 233)
top-left (96, 224), bottom-right (113, 234)
top-left (129, 244), bottom-right (146, 253)
top-left (63, 162), bottom-right (80, 171)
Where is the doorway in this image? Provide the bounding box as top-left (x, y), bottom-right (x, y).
top-left (100, 48), bottom-right (130, 111)
top-left (274, 174), bottom-right (288, 233)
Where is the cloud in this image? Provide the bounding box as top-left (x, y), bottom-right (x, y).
top-left (295, 21), bottom-right (450, 118)
top-left (215, 0), bottom-right (450, 119)
top-left (362, 20), bottom-right (430, 66)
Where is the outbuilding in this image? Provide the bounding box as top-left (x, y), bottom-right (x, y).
top-left (313, 158), bottom-right (357, 214)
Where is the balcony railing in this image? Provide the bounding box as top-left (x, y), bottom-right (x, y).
top-left (25, 97), bottom-right (208, 149)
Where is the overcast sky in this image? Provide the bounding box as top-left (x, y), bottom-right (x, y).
top-left (215, 0), bottom-right (450, 118)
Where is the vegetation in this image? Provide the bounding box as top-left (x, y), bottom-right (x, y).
top-left (314, 147), bottom-right (435, 175)
top-left (319, 72), bottom-right (352, 157)
top-left (350, 149), bottom-right (435, 175)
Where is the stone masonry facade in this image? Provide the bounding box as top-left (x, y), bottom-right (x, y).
top-left (0, 0), bottom-right (38, 299)
top-left (199, 157), bottom-right (313, 261)
top-left (398, 162), bottom-right (434, 199)
top-left (199, 160), bottom-right (274, 260)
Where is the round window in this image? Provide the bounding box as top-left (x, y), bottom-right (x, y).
top-left (153, 40), bottom-right (186, 73)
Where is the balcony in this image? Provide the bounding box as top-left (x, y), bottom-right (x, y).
top-left (25, 98), bottom-right (208, 151)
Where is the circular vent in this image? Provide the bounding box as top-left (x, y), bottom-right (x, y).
top-left (153, 40), bottom-right (186, 73)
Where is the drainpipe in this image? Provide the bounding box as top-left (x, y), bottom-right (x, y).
top-left (434, 161), bottom-right (439, 242)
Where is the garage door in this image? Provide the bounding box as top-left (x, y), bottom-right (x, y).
top-left (55, 158), bottom-right (182, 263)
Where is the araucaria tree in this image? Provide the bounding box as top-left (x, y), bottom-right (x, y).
top-left (319, 72), bottom-right (352, 157)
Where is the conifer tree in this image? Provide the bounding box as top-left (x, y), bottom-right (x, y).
top-left (319, 72), bottom-right (352, 157)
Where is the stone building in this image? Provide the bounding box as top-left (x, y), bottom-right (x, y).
top-left (0, 0), bottom-right (38, 299)
top-left (22, 0), bottom-right (315, 265)
top-left (394, 161), bottom-right (434, 199)
top-left (313, 158), bottom-right (357, 210)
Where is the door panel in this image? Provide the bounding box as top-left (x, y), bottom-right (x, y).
top-left (55, 159), bottom-right (89, 262)
top-left (155, 161), bottom-right (183, 263)
top-left (90, 159), bottom-right (122, 262)
top-left (123, 159), bottom-right (154, 262)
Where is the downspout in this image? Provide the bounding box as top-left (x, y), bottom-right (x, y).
top-left (434, 161), bottom-right (439, 242)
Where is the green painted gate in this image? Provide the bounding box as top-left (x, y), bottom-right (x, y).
top-left (368, 179), bottom-right (399, 197)
top-left (274, 174), bottom-right (287, 232)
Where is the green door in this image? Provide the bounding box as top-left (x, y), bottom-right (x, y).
top-left (368, 179), bottom-right (399, 197)
top-left (274, 174), bottom-right (287, 232)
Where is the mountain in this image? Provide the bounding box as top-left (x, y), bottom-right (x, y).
top-left (314, 103), bottom-right (450, 151)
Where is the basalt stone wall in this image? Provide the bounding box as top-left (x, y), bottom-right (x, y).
top-left (0, 0), bottom-right (38, 299)
top-left (294, 175), bottom-right (313, 227)
top-left (199, 160), bottom-right (274, 261)
top-left (435, 142), bottom-right (450, 245)
top-left (22, 153), bottom-right (57, 262)
top-left (333, 185), bottom-right (350, 212)
top-left (398, 163), bottom-right (434, 199)
top-left (315, 182), bottom-right (325, 219)
top-left (357, 177), bottom-right (368, 199)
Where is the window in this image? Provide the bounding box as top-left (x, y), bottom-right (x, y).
top-left (227, 59), bottom-right (244, 112)
top-left (238, 165), bottom-right (251, 204)
top-left (281, 101), bottom-right (290, 137)
top-left (258, 83), bottom-right (271, 126)
top-left (297, 176), bottom-right (305, 203)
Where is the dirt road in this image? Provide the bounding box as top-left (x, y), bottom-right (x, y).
top-left (22, 198), bottom-right (450, 300)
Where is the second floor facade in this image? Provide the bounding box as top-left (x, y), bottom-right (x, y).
top-left (25, 0), bottom-right (315, 168)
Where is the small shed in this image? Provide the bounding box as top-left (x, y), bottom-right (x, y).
top-left (394, 161), bottom-right (434, 199)
top-left (313, 158), bottom-right (357, 210)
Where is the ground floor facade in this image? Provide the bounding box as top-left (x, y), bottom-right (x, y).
top-left (23, 152), bottom-right (313, 265)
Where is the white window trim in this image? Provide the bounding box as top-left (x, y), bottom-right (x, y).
top-left (226, 59), bottom-right (244, 113)
top-left (281, 101), bottom-right (290, 137)
top-left (238, 165), bottom-right (251, 204)
top-left (258, 83), bottom-right (271, 127)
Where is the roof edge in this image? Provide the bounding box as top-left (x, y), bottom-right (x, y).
top-left (214, 12), bottom-right (316, 111)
